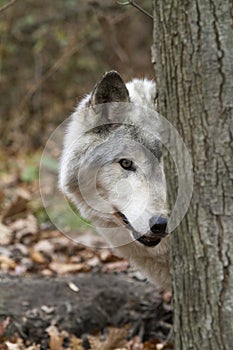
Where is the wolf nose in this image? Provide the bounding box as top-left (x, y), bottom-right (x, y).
top-left (149, 216), bottom-right (167, 236)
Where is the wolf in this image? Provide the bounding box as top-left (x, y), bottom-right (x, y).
top-left (59, 71), bottom-right (170, 290)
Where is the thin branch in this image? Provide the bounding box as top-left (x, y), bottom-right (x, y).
top-left (0, 0), bottom-right (18, 14)
top-left (117, 0), bottom-right (153, 19)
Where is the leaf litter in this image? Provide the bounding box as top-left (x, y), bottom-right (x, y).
top-left (0, 151), bottom-right (173, 349)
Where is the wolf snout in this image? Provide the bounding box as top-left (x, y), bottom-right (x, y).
top-left (149, 216), bottom-right (168, 237)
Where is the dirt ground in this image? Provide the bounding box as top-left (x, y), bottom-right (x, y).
top-left (1, 272), bottom-right (172, 349)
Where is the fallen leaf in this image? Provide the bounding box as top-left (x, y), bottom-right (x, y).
top-left (5, 341), bottom-right (22, 350)
top-left (3, 189), bottom-right (31, 221)
top-left (143, 338), bottom-right (168, 350)
top-left (68, 282), bottom-right (80, 292)
top-left (12, 243), bottom-right (29, 256)
top-left (41, 269), bottom-right (53, 276)
top-left (50, 236), bottom-right (71, 252)
top-left (78, 249), bottom-right (94, 260)
top-left (4, 343), bottom-right (18, 350)
top-left (86, 256), bottom-right (100, 267)
top-left (98, 249), bottom-right (117, 262)
top-left (33, 240), bottom-right (53, 254)
top-left (102, 260), bottom-right (129, 273)
top-left (0, 247), bottom-right (11, 256)
top-left (16, 188), bottom-right (31, 201)
top-left (0, 223), bottom-right (12, 245)
top-left (156, 344), bottom-right (165, 350)
top-left (30, 250), bottom-right (47, 264)
top-left (9, 214), bottom-right (38, 242)
top-left (25, 345), bottom-right (41, 350)
top-left (69, 255), bottom-right (82, 263)
top-left (49, 262), bottom-right (90, 274)
top-left (0, 255), bottom-right (16, 270)
top-left (0, 173), bottom-right (17, 186)
top-left (70, 335), bottom-right (83, 349)
top-left (46, 325), bottom-right (63, 350)
top-left (88, 326), bottom-right (128, 350)
top-left (127, 336), bottom-right (143, 350)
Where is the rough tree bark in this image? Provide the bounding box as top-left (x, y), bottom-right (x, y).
top-left (152, 1), bottom-right (233, 349)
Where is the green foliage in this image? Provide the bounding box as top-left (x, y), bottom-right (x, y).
top-left (20, 164), bottom-right (38, 183)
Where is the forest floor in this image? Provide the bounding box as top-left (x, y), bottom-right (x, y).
top-left (0, 151), bottom-right (173, 350)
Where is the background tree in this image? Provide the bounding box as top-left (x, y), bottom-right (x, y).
top-left (0, 0), bottom-right (153, 150)
top-left (153, 0), bottom-right (233, 349)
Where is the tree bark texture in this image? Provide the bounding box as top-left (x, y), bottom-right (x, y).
top-left (152, 1), bottom-right (233, 349)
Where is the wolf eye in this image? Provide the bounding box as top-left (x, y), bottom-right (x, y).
top-left (119, 159), bottom-right (135, 171)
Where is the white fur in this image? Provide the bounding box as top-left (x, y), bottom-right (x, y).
top-left (59, 74), bottom-right (170, 291)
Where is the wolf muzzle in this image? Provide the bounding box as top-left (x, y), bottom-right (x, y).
top-left (114, 209), bottom-right (168, 248)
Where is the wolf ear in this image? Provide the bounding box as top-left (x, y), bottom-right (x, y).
top-left (90, 71), bottom-right (130, 105)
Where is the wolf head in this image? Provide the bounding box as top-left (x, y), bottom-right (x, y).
top-left (59, 71), bottom-right (168, 249)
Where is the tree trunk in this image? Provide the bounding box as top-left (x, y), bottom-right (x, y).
top-left (152, 1), bottom-right (233, 349)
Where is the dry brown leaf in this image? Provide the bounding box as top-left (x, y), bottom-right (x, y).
top-left (102, 260), bottom-right (129, 273)
top-left (30, 250), bottom-right (47, 264)
top-left (98, 249), bottom-right (116, 262)
top-left (46, 325), bottom-right (64, 350)
top-left (40, 230), bottom-right (61, 240)
top-left (41, 269), bottom-right (53, 276)
top-left (0, 344), bottom-right (8, 350)
top-left (126, 336), bottom-right (143, 350)
top-left (88, 334), bottom-right (105, 350)
top-left (0, 255), bottom-right (16, 270)
top-left (0, 173), bottom-right (17, 186)
top-left (78, 249), bottom-right (94, 260)
top-left (4, 339), bottom-right (24, 350)
top-left (33, 240), bottom-right (53, 254)
top-left (88, 326), bottom-right (128, 350)
top-left (0, 222), bottom-right (12, 245)
top-left (69, 335), bottom-right (83, 350)
top-left (49, 261), bottom-right (90, 274)
top-left (5, 343), bottom-right (20, 350)
top-left (50, 236), bottom-right (71, 251)
top-left (9, 214), bottom-right (38, 242)
top-left (25, 345), bottom-right (41, 350)
top-left (4, 338), bottom-right (40, 349)
top-left (143, 338), bottom-right (167, 350)
top-left (16, 188), bottom-right (31, 201)
top-left (13, 243), bottom-right (29, 256)
top-left (86, 256), bottom-right (100, 267)
top-left (3, 189), bottom-right (31, 221)
top-left (69, 255), bottom-right (82, 263)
